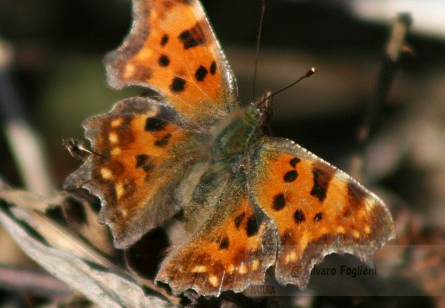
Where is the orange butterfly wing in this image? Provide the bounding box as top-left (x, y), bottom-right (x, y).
top-left (248, 137), bottom-right (395, 288)
top-left (156, 172), bottom-right (277, 296)
top-left (105, 0), bottom-right (239, 125)
top-left (65, 97), bottom-right (209, 248)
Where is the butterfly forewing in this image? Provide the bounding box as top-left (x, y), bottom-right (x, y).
top-left (65, 97), bottom-right (209, 248)
top-left (105, 0), bottom-right (240, 125)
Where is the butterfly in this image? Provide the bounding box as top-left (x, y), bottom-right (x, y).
top-left (65, 0), bottom-right (395, 296)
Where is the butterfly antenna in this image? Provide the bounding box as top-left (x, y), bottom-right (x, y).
top-left (253, 0), bottom-right (267, 101)
top-left (267, 67), bottom-right (316, 100)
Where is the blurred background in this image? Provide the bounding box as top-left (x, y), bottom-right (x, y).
top-left (0, 0), bottom-right (445, 306)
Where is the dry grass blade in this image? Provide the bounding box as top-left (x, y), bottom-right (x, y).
top-left (0, 38), bottom-right (54, 197)
top-left (0, 190), bottom-right (177, 308)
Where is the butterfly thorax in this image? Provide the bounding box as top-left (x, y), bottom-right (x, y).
top-left (211, 95), bottom-right (272, 165)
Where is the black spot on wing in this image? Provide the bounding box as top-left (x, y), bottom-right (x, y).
top-left (310, 164), bottom-right (334, 202)
top-left (135, 154), bottom-right (156, 179)
top-left (145, 117), bottom-right (168, 132)
top-left (154, 133), bottom-right (172, 147)
top-left (178, 22), bottom-right (206, 50)
top-left (158, 54), bottom-right (170, 67)
top-left (219, 237), bottom-right (229, 250)
top-left (135, 154), bottom-right (149, 168)
top-left (170, 77), bottom-right (186, 93)
top-left (195, 65), bottom-right (208, 81)
top-left (284, 170), bottom-right (298, 183)
top-left (246, 215), bottom-right (261, 237)
top-left (160, 34), bottom-right (169, 46)
top-left (294, 209), bottom-right (305, 223)
top-left (314, 212), bottom-right (323, 222)
top-left (347, 180), bottom-right (366, 210)
top-left (273, 193), bottom-right (286, 211)
top-left (290, 157), bottom-right (301, 168)
top-left (234, 212), bottom-right (245, 229)
top-left (209, 61), bottom-right (217, 75)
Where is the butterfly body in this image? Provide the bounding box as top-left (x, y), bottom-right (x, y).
top-left (65, 0), bottom-right (395, 296)
top-left (210, 98), bottom-right (269, 165)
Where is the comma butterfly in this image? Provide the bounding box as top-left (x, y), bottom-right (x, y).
top-left (65, 0), bottom-right (395, 296)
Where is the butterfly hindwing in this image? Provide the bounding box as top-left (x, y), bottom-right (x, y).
top-left (156, 170), bottom-right (277, 296)
top-left (105, 0), bottom-right (240, 125)
top-left (248, 136), bottom-right (395, 288)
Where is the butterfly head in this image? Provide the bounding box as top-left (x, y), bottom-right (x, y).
top-left (249, 67), bottom-right (316, 128)
top-left (254, 91), bottom-right (274, 127)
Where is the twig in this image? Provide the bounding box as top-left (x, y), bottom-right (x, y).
top-left (0, 265), bottom-right (72, 298)
top-left (0, 36), bottom-right (54, 196)
top-left (350, 13), bottom-right (412, 181)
